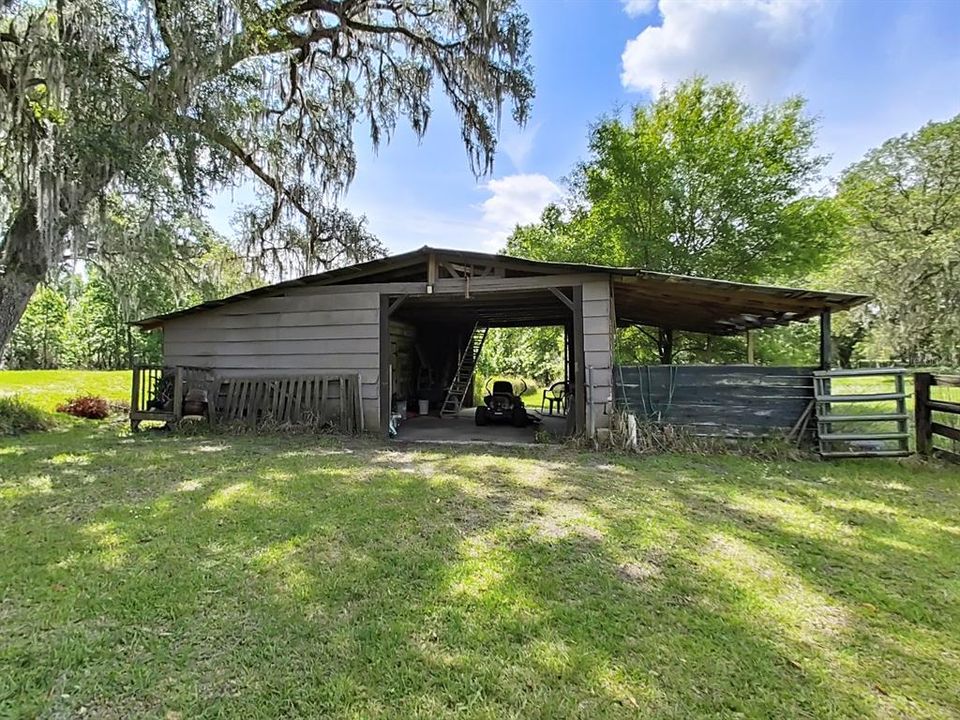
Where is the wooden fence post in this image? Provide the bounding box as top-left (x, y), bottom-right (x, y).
top-left (130, 365), bottom-right (141, 432)
top-left (173, 366), bottom-right (185, 421)
top-left (915, 372), bottom-right (932, 456)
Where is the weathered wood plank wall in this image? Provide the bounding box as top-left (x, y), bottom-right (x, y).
top-left (615, 365), bottom-right (814, 436)
top-left (161, 289), bottom-right (381, 429)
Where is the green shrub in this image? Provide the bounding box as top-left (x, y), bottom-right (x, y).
top-left (0, 395), bottom-right (53, 435)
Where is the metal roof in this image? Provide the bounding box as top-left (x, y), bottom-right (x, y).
top-left (133, 246), bottom-right (869, 334)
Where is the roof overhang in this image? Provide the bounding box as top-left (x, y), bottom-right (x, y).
top-left (133, 246), bottom-right (869, 334)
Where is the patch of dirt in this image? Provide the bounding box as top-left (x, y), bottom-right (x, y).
top-left (617, 548), bottom-right (667, 585)
top-left (617, 561), bottom-right (661, 583)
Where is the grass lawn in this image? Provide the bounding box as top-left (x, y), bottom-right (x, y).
top-left (2, 422), bottom-right (959, 717)
top-left (0, 370), bottom-right (131, 413)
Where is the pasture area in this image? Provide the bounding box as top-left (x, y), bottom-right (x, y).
top-left (1, 378), bottom-right (959, 718)
top-left (0, 370), bottom-right (130, 413)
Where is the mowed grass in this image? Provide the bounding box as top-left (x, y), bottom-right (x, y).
top-left (2, 424), bottom-right (959, 718)
top-left (0, 370), bottom-right (131, 413)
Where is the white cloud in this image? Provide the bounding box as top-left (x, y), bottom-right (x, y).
top-left (500, 122), bottom-right (541, 171)
top-left (477, 173), bottom-right (562, 250)
top-left (621, 0), bottom-right (827, 99)
top-left (346, 174), bottom-right (562, 255)
top-left (622, 0), bottom-right (656, 18)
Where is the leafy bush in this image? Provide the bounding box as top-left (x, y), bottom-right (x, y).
top-left (0, 395), bottom-right (53, 435)
top-left (56, 395), bottom-right (110, 420)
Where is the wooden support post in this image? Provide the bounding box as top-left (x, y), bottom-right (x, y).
top-left (130, 366), bottom-right (141, 432)
top-left (573, 285), bottom-right (586, 435)
top-left (131, 366), bottom-right (140, 412)
top-left (819, 310), bottom-right (832, 371)
top-left (746, 330), bottom-right (756, 365)
top-left (172, 366), bottom-right (185, 421)
top-left (379, 294), bottom-right (392, 437)
top-left (915, 372), bottom-right (932, 456)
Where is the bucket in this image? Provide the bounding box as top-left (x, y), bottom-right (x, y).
top-left (418, 399), bottom-right (430, 415)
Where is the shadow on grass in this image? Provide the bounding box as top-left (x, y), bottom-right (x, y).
top-left (1, 429), bottom-right (958, 717)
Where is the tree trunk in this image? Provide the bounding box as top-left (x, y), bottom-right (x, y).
top-left (0, 205), bottom-right (48, 353)
top-left (658, 328), bottom-right (674, 365)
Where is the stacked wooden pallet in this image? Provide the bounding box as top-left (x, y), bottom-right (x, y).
top-left (214, 373), bottom-right (363, 432)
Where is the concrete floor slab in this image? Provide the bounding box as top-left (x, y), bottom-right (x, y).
top-left (394, 408), bottom-right (566, 444)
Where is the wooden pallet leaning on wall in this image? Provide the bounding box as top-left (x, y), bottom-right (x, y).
top-left (814, 368), bottom-right (910, 458)
top-left (915, 372), bottom-right (960, 463)
top-left (212, 373), bottom-right (363, 433)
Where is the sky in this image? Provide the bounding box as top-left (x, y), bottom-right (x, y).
top-left (209, 0), bottom-right (960, 256)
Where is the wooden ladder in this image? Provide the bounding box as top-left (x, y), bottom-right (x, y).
top-left (440, 323), bottom-right (488, 417)
top-left (814, 368), bottom-right (911, 458)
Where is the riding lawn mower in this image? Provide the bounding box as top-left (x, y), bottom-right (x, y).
top-left (475, 379), bottom-right (534, 427)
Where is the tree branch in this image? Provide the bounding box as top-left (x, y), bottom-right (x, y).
top-left (179, 116), bottom-right (316, 226)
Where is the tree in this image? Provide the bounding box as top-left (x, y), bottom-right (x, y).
top-left (830, 115), bottom-right (960, 367)
top-left (2, 191), bottom-right (265, 369)
top-left (0, 0), bottom-right (534, 349)
top-left (3, 283), bottom-right (67, 368)
top-left (507, 77), bottom-right (841, 363)
top-left (476, 326), bottom-right (564, 386)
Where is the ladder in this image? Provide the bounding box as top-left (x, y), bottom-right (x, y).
top-left (440, 323), bottom-right (488, 417)
top-left (814, 368), bottom-right (911, 458)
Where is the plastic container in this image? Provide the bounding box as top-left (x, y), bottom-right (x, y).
top-left (418, 399), bottom-right (430, 415)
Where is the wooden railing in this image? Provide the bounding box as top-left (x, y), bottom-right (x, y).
top-left (130, 364), bottom-right (214, 431)
top-left (915, 372), bottom-right (960, 463)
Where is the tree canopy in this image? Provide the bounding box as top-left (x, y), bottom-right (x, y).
top-left (0, 0), bottom-right (534, 349)
top-left (509, 78), bottom-right (841, 283)
top-left (827, 115), bottom-right (960, 367)
top-left (507, 78), bottom-right (841, 364)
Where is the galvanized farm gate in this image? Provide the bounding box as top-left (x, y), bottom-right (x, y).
top-left (814, 368), bottom-right (910, 458)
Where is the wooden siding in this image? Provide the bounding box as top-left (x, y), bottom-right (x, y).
top-left (582, 277), bottom-right (614, 431)
top-left (615, 365), bottom-right (814, 436)
top-left (162, 289), bottom-right (381, 429)
top-left (157, 271), bottom-right (628, 436)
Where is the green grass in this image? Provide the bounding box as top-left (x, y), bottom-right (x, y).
top-left (2, 424), bottom-right (959, 718)
top-left (0, 370), bottom-right (131, 413)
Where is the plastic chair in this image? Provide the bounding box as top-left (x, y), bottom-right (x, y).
top-left (541, 381), bottom-right (567, 415)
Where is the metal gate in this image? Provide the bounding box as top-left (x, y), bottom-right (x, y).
top-left (814, 368), bottom-right (910, 458)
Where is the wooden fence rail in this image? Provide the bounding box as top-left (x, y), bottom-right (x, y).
top-left (915, 372), bottom-right (960, 463)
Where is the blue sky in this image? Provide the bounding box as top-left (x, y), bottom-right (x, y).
top-left (210, 0), bottom-right (960, 256)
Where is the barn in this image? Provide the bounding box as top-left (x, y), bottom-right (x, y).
top-left (131, 246), bottom-right (868, 440)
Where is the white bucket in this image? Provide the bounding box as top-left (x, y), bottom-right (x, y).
top-left (418, 399), bottom-right (430, 415)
